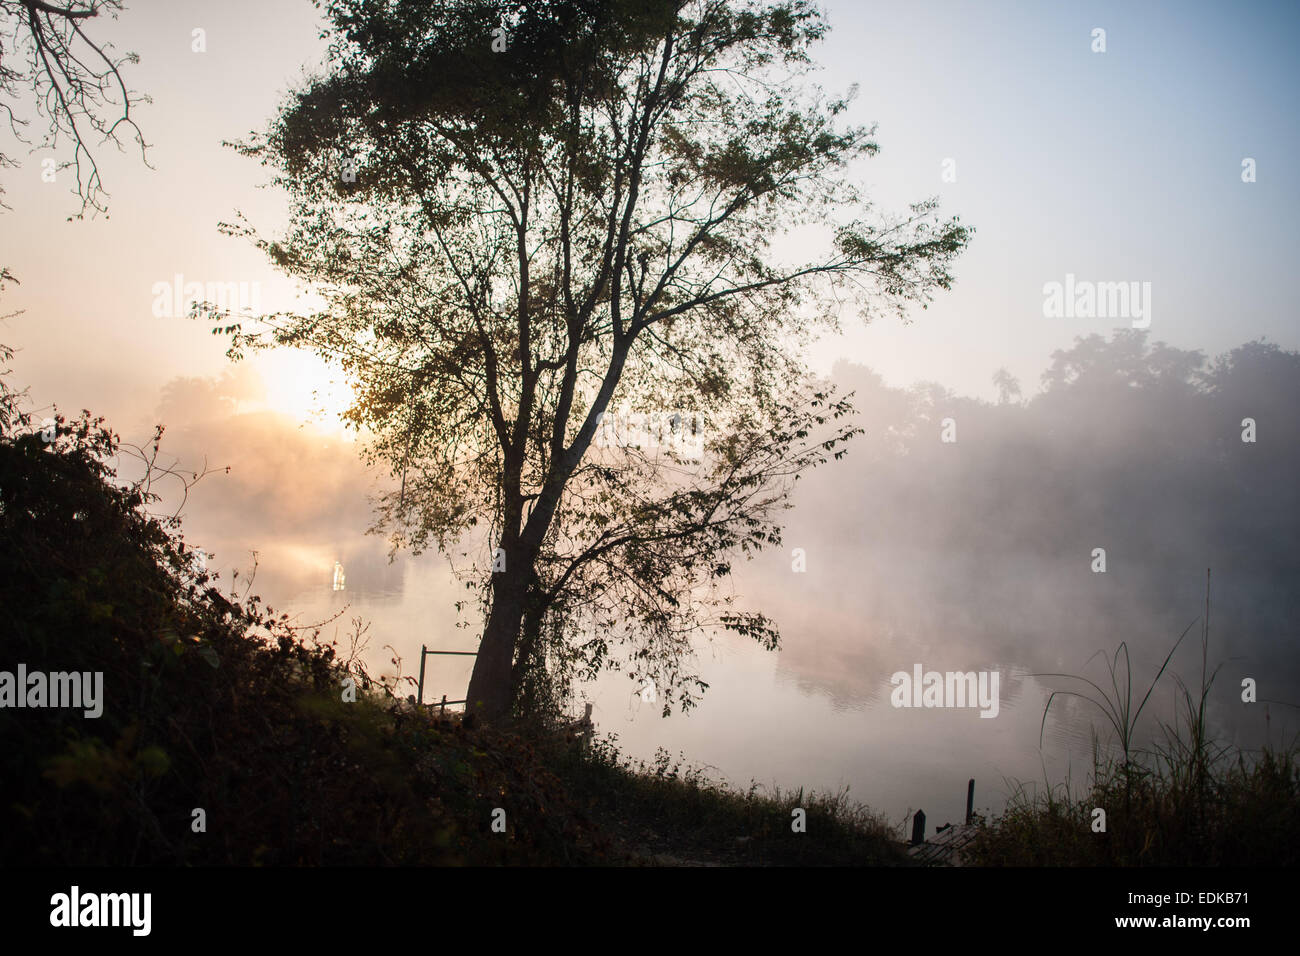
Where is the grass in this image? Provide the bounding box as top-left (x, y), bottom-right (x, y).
top-left (539, 731), bottom-right (908, 866)
top-left (965, 571), bottom-right (1300, 866)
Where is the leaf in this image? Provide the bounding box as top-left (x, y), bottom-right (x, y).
top-left (136, 746), bottom-right (171, 776)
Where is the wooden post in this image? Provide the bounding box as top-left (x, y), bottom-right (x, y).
top-left (966, 779), bottom-right (975, 825)
top-left (417, 644), bottom-right (426, 707)
top-left (910, 810), bottom-right (926, 846)
top-left (581, 702), bottom-right (593, 748)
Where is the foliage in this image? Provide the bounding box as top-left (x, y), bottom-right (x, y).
top-left (0, 378), bottom-right (610, 864)
top-left (1, 367), bottom-right (903, 865)
top-left (965, 744), bottom-right (1300, 867)
top-left (216, 0), bottom-right (971, 719)
top-left (965, 599), bottom-right (1300, 866)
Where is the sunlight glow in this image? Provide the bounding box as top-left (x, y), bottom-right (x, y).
top-left (255, 350), bottom-right (356, 436)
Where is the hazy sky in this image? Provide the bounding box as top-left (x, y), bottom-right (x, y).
top-left (4, 0), bottom-right (1297, 430)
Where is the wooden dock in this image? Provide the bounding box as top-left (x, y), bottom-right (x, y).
top-left (904, 778), bottom-right (981, 866)
top-left (906, 822), bottom-right (979, 866)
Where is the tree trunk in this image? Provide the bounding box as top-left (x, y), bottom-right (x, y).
top-left (465, 561), bottom-right (529, 721)
top-left (467, 345), bottom-right (630, 722)
top-left (511, 570), bottom-right (547, 712)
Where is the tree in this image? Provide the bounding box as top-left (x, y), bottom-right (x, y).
top-left (503, 387), bottom-right (862, 718)
top-left (220, 0), bottom-right (972, 721)
top-left (1, 0), bottom-right (149, 462)
top-left (0, 0), bottom-right (148, 218)
top-left (992, 367), bottom-right (1020, 405)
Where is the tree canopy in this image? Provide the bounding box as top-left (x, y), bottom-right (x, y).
top-left (221, 0), bottom-right (972, 720)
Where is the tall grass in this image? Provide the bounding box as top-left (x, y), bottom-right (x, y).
top-left (966, 571), bottom-right (1300, 865)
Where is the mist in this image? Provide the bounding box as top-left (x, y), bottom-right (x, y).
top-left (134, 327), bottom-right (1299, 821)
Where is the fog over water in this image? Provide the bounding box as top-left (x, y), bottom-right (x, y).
top-left (148, 330), bottom-right (1300, 825)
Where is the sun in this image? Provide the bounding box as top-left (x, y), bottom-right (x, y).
top-left (255, 350), bottom-right (356, 436)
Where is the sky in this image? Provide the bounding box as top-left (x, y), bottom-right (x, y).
top-left (4, 0), bottom-right (1298, 424)
top-left (807, 0), bottom-right (1300, 394)
top-left (2, 0), bottom-right (1297, 819)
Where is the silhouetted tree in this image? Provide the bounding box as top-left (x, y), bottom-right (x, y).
top-left (0, 0), bottom-right (149, 217)
top-left (221, 0), bottom-right (971, 720)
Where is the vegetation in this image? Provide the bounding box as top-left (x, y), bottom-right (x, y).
top-left (0, 0), bottom-right (149, 217)
top-left (3, 356), bottom-right (1296, 867)
top-left (215, 0), bottom-right (971, 722)
top-left (543, 735), bottom-right (905, 865)
top-left (0, 376), bottom-right (904, 865)
top-left (966, 605), bottom-right (1300, 866)
top-left (1, 2), bottom-right (1294, 874)
top-left (965, 745), bottom-right (1300, 866)
top-left (0, 380), bottom-right (595, 863)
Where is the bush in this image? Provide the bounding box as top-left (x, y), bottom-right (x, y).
top-left (0, 381), bottom-right (610, 864)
